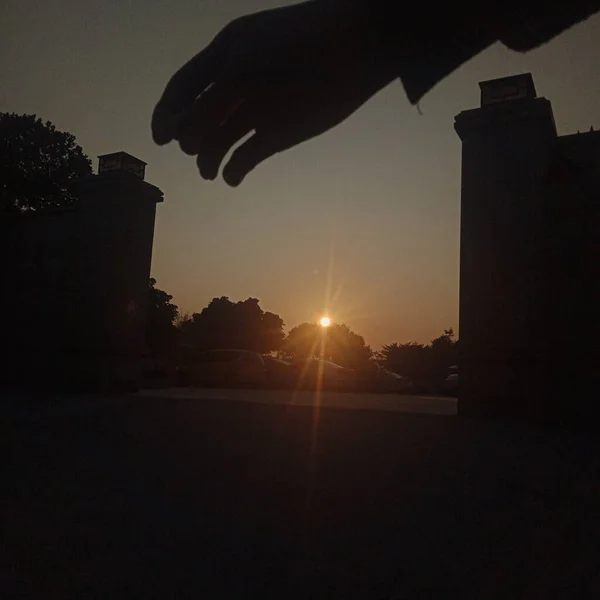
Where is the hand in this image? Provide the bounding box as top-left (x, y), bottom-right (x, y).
top-left (151, 1), bottom-right (396, 186)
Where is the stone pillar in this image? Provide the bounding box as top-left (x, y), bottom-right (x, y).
top-left (454, 74), bottom-right (557, 420)
top-left (73, 156), bottom-right (164, 390)
top-left (544, 132), bottom-right (600, 422)
top-left (0, 152), bottom-right (162, 392)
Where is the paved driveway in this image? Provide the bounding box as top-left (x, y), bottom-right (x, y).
top-left (138, 387), bottom-right (457, 415)
top-left (4, 390), bottom-right (599, 597)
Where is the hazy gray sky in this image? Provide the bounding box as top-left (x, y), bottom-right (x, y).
top-left (2, 1), bottom-right (599, 348)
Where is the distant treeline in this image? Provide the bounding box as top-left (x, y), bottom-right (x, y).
top-left (147, 280), bottom-right (457, 386)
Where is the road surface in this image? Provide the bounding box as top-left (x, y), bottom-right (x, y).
top-left (138, 387), bottom-right (457, 415)
top-left (3, 389), bottom-right (600, 597)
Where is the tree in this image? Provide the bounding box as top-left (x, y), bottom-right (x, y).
top-left (0, 113), bottom-right (92, 213)
top-left (376, 341), bottom-right (430, 381)
top-left (146, 278), bottom-right (179, 358)
top-left (281, 322), bottom-right (372, 369)
top-left (428, 328), bottom-right (458, 382)
top-left (377, 328), bottom-right (458, 388)
top-left (178, 297), bottom-right (284, 354)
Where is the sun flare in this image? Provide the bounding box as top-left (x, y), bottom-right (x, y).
top-left (319, 317), bottom-right (331, 327)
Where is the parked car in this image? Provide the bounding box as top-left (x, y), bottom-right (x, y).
top-left (263, 356), bottom-right (296, 389)
top-left (187, 349), bottom-right (266, 388)
top-left (355, 363), bottom-right (414, 393)
top-left (141, 356), bottom-right (173, 389)
top-left (443, 365), bottom-right (459, 396)
top-left (378, 367), bottom-right (414, 394)
top-left (293, 359), bottom-right (356, 391)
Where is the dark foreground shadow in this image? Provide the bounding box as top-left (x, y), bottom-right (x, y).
top-left (4, 395), bottom-right (600, 597)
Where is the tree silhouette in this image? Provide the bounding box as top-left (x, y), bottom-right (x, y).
top-left (146, 278), bottom-right (179, 358)
top-left (281, 322), bottom-right (372, 369)
top-left (377, 342), bottom-right (429, 380)
top-left (0, 113), bottom-right (92, 213)
top-left (179, 297), bottom-right (284, 353)
top-left (428, 328), bottom-right (458, 382)
top-left (377, 329), bottom-right (458, 390)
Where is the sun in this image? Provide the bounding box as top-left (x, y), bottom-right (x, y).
top-left (319, 316), bottom-right (331, 327)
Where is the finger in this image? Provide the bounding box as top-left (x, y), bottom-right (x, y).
top-left (176, 85), bottom-right (246, 156)
top-left (151, 38), bottom-right (221, 146)
top-left (222, 132), bottom-right (279, 187)
top-left (195, 105), bottom-right (255, 180)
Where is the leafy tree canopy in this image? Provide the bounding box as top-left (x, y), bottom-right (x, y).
top-left (0, 113), bottom-right (92, 213)
top-left (377, 328), bottom-right (458, 383)
top-left (146, 278), bottom-right (179, 358)
top-left (179, 297), bottom-right (285, 354)
top-left (280, 322), bottom-right (372, 369)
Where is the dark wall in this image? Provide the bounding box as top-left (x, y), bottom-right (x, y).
top-left (455, 92), bottom-right (600, 423)
top-left (455, 98), bottom-right (557, 419)
top-left (1, 171), bottom-right (163, 390)
top-left (544, 133), bottom-right (600, 420)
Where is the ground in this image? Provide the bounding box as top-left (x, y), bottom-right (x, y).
top-left (3, 389), bottom-right (600, 597)
top-left (139, 387), bottom-right (458, 415)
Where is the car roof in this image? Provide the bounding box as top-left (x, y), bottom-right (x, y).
top-left (204, 349), bottom-right (255, 354)
top-left (264, 357), bottom-right (291, 364)
top-left (302, 359), bottom-right (345, 370)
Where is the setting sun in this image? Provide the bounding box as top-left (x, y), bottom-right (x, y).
top-left (319, 317), bottom-right (331, 327)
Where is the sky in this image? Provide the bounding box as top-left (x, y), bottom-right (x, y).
top-left (2, 1), bottom-right (599, 349)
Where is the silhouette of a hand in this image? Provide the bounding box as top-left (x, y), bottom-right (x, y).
top-left (152, 1), bottom-right (396, 186)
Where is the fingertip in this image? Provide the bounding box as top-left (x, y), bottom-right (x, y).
top-left (222, 134), bottom-right (275, 187)
top-left (151, 121), bottom-right (174, 146)
top-left (152, 131), bottom-right (172, 146)
top-left (151, 106), bottom-right (187, 146)
top-left (196, 155), bottom-right (218, 181)
top-left (223, 166), bottom-right (244, 187)
top-left (178, 138), bottom-right (199, 156)
top-left (222, 155), bottom-right (247, 187)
